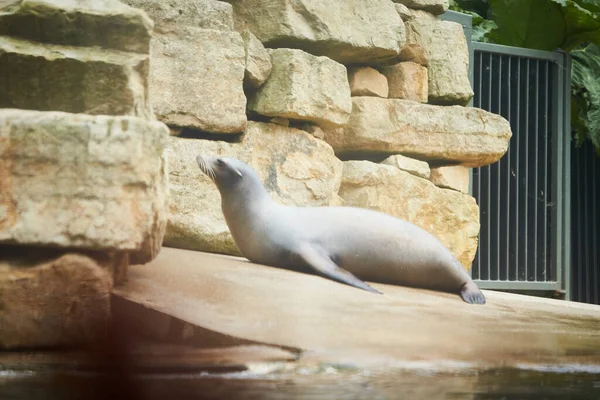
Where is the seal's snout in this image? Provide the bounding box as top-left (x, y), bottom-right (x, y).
top-left (196, 154), bottom-right (216, 181)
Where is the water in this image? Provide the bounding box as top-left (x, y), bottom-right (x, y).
top-left (1, 365), bottom-right (600, 400)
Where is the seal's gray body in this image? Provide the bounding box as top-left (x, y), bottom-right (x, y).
top-left (197, 155), bottom-right (485, 304)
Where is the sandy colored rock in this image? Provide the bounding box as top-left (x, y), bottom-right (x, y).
top-left (0, 252), bottom-right (112, 349)
top-left (164, 122), bottom-right (343, 255)
top-left (0, 36), bottom-right (152, 119)
top-left (340, 161), bottom-right (479, 269)
top-left (393, 0), bottom-right (449, 15)
top-left (395, 3), bottom-right (412, 21)
top-left (149, 26), bottom-right (246, 133)
top-left (113, 247), bottom-right (600, 368)
top-left (381, 155), bottom-right (430, 179)
top-left (121, 0), bottom-right (234, 31)
top-left (241, 29), bottom-right (272, 88)
top-left (348, 67), bottom-right (389, 98)
top-left (0, 0), bottom-right (153, 53)
top-left (298, 123), bottom-right (326, 140)
top-left (322, 97), bottom-right (512, 167)
top-left (227, 0), bottom-right (405, 65)
top-left (430, 166), bottom-right (470, 193)
top-left (381, 61), bottom-right (428, 102)
top-left (399, 42), bottom-right (429, 66)
top-left (406, 11), bottom-right (473, 105)
top-left (0, 109), bottom-right (169, 264)
top-left (248, 48), bottom-right (351, 128)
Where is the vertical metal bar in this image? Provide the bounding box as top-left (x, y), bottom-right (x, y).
top-left (516, 57), bottom-right (522, 280)
top-left (590, 155), bottom-right (600, 304)
top-left (487, 52), bottom-right (493, 280)
top-left (543, 61), bottom-right (549, 282)
top-left (553, 55), bottom-right (564, 293)
top-left (524, 58), bottom-right (530, 281)
top-left (533, 59), bottom-right (539, 282)
top-left (477, 50), bottom-right (484, 280)
top-left (561, 52), bottom-right (571, 297)
top-left (497, 55), bottom-right (502, 281)
top-left (506, 56), bottom-right (513, 281)
top-left (585, 149), bottom-right (591, 302)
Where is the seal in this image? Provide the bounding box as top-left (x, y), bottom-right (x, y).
top-left (197, 155), bottom-right (486, 304)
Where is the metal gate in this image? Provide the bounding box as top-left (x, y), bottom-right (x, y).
top-left (571, 142), bottom-right (600, 304)
top-left (469, 43), bottom-right (571, 293)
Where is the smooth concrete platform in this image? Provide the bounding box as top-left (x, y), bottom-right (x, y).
top-left (112, 247), bottom-right (600, 369)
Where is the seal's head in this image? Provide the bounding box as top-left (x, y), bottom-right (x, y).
top-left (196, 155), bottom-right (267, 199)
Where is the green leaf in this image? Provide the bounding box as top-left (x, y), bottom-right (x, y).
top-left (571, 44), bottom-right (600, 149)
top-left (562, 1), bottom-right (600, 51)
top-left (487, 0), bottom-right (567, 50)
top-left (472, 20), bottom-right (498, 42)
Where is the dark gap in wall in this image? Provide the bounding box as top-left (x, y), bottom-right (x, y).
top-left (175, 128), bottom-right (244, 143)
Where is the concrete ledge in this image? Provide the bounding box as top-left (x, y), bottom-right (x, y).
top-left (112, 247), bottom-right (600, 369)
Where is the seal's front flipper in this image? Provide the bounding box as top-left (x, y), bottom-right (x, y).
top-left (296, 243), bottom-right (382, 295)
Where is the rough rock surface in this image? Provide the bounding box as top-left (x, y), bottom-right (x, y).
top-left (121, 0), bottom-right (234, 31)
top-left (165, 122), bottom-right (343, 255)
top-left (248, 48), bottom-right (351, 128)
top-left (114, 247), bottom-right (600, 368)
top-left (0, 36), bottom-right (152, 119)
top-left (381, 61), bottom-right (428, 102)
top-left (0, 109), bottom-right (169, 264)
top-left (406, 11), bottom-right (473, 105)
top-left (398, 43), bottom-right (429, 66)
top-left (395, 3), bottom-right (412, 21)
top-left (149, 26), bottom-right (246, 133)
top-left (430, 166), bottom-right (470, 193)
top-left (0, 251), bottom-right (112, 349)
top-left (339, 161), bottom-right (479, 269)
top-left (123, 0), bottom-right (246, 133)
top-left (380, 155), bottom-right (430, 179)
top-left (0, 0), bottom-right (153, 53)
top-left (241, 29), bottom-right (272, 88)
top-left (227, 0), bottom-right (405, 65)
top-left (347, 67), bottom-right (389, 98)
top-left (393, 0), bottom-right (449, 15)
top-left (323, 97), bottom-right (512, 167)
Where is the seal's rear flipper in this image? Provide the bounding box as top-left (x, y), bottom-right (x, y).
top-left (296, 243), bottom-right (382, 295)
top-left (460, 281), bottom-right (486, 305)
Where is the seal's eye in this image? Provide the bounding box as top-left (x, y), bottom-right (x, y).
top-left (216, 158), bottom-right (226, 166)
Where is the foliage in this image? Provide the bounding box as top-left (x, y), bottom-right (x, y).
top-left (450, 0), bottom-right (600, 152)
top-left (571, 44), bottom-right (600, 150)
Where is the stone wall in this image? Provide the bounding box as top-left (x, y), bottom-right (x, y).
top-left (0, 0), bottom-right (169, 348)
top-left (0, 0), bottom-right (512, 349)
top-left (136, 0), bottom-right (510, 266)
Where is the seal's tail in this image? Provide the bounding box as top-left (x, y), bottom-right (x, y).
top-left (459, 281), bottom-right (486, 305)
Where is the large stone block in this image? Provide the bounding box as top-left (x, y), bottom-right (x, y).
top-left (0, 0), bottom-right (153, 53)
top-left (241, 29), bottom-right (272, 88)
top-left (0, 36), bottom-right (152, 119)
top-left (392, 0), bottom-right (449, 15)
top-left (121, 0), bottom-right (234, 31)
top-left (406, 11), bottom-right (473, 105)
top-left (348, 67), bottom-right (389, 98)
top-left (165, 121), bottom-right (343, 255)
top-left (0, 251), bottom-right (112, 349)
top-left (340, 161), bottom-right (479, 269)
top-left (226, 0), bottom-right (405, 65)
top-left (430, 165), bottom-right (470, 193)
top-left (248, 48), bottom-right (351, 128)
top-left (322, 97), bottom-right (512, 167)
top-left (381, 154), bottom-right (430, 179)
top-left (0, 110), bottom-right (169, 264)
top-left (149, 26), bottom-right (247, 134)
top-left (380, 61), bottom-right (428, 102)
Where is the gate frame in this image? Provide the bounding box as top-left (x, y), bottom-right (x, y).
top-left (441, 11), bottom-right (572, 297)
